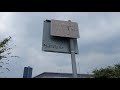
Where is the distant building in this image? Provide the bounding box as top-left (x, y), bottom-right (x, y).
top-left (34, 72), bottom-right (93, 78)
top-left (23, 66), bottom-right (33, 78)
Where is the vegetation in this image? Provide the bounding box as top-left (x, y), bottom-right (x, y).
top-left (0, 36), bottom-right (19, 72)
top-left (93, 64), bottom-right (120, 78)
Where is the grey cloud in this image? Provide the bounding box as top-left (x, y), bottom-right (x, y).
top-left (0, 12), bottom-right (120, 77)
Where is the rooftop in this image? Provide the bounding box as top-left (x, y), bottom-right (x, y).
top-left (34, 72), bottom-right (94, 78)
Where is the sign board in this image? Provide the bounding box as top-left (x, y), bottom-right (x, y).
top-left (42, 20), bottom-right (79, 54)
top-left (50, 19), bottom-right (80, 38)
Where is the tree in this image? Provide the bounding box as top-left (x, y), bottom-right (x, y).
top-left (93, 64), bottom-right (120, 78)
top-left (0, 36), bottom-right (18, 72)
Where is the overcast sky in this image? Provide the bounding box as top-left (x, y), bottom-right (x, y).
top-left (0, 12), bottom-right (120, 78)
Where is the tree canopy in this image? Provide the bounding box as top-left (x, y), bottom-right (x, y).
top-left (0, 36), bottom-right (12, 61)
top-left (93, 64), bottom-right (120, 78)
top-left (0, 36), bottom-right (19, 72)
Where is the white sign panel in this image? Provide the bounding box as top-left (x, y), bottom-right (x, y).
top-left (50, 19), bottom-right (80, 38)
top-left (42, 20), bottom-right (79, 54)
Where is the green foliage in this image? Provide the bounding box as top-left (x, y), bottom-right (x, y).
top-left (0, 36), bottom-right (19, 72)
top-left (93, 64), bottom-right (120, 78)
top-left (0, 36), bottom-right (12, 61)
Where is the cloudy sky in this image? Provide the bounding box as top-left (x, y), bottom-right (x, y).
top-left (0, 12), bottom-right (120, 78)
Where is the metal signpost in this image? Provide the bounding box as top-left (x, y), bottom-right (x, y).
top-left (70, 38), bottom-right (78, 78)
top-left (68, 20), bottom-right (78, 78)
top-left (42, 19), bottom-right (80, 78)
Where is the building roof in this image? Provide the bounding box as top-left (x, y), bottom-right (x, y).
top-left (34, 72), bottom-right (93, 78)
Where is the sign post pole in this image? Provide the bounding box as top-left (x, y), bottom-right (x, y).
top-left (70, 38), bottom-right (78, 78)
top-left (68, 20), bottom-right (78, 78)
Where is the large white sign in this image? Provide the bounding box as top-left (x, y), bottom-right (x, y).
top-left (50, 19), bottom-right (80, 38)
top-left (42, 20), bottom-right (79, 54)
